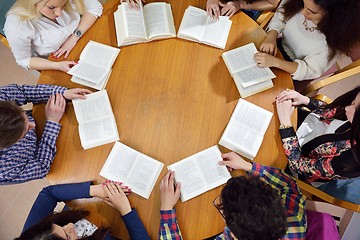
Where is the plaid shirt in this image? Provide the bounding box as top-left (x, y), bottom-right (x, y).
top-left (159, 163), bottom-right (307, 240)
top-left (0, 84), bottom-right (67, 185)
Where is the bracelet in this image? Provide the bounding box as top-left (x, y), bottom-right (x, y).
top-left (279, 124), bottom-right (292, 129)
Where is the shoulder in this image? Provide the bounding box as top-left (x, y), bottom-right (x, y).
top-left (4, 13), bottom-right (36, 37)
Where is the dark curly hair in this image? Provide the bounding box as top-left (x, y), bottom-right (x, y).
top-left (221, 175), bottom-right (287, 240)
top-left (15, 209), bottom-right (109, 240)
top-left (280, 0), bottom-right (360, 60)
top-left (0, 101), bottom-right (26, 148)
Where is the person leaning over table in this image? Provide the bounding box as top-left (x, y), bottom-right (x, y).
top-left (4, 0), bottom-right (103, 73)
top-left (276, 87), bottom-right (360, 184)
top-left (15, 181), bottom-right (150, 240)
top-left (0, 84), bottom-right (91, 185)
top-left (254, 0), bottom-right (360, 84)
top-left (206, 0), bottom-right (278, 19)
top-left (159, 152), bottom-right (307, 240)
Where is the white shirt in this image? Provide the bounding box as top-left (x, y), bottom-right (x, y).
top-left (267, 0), bottom-right (337, 80)
top-left (4, 0), bottom-right (102, 69)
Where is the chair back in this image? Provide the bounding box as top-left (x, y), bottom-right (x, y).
top-left (0, 0), bottom-right (16, 37)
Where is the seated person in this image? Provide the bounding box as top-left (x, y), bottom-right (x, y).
top-left (255, 0), bottom-right (360, 83)
top-left (276, 87), bottom-right (360, 183)
top-left (159, 152), bottom-right (307, 240)
top-left (206, 0), bottom-right (279, 19)
top-left (15, 181), bottom-right (150, 239)
top-left (0, 84), bottom-right (91, 185)
top-left (4, 0), bottom-right (103, 72)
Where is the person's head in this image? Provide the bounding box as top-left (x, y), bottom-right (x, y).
top-left (281, 0), bottom-right (360, 59)
top-left (218, 175), bottom-right (287, 240)
top-left (325, 86), bottom-right (360, 178)
top-left (7, 0), bottom-right (85, 21)
top-left (0, 101), bottom-right (35, 149)
top-left (15, 209), bottom-right (109, 240)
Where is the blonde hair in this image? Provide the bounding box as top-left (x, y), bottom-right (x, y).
top-left (7, 0), bottom-right (85, 21)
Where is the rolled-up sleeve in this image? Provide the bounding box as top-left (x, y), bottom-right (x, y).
top-left (84, 0), bottom-right (103, 17)
top-left (4, 14), bottom-right (34, 70)
top-left (292, 49), bottom-right (336, 80)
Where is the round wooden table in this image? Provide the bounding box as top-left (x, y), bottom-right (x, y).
top-left (33, 0), bottom-right (295, 238)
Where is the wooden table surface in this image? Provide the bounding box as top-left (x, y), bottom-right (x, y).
top-left (33, 0), bottom-right (295, 238)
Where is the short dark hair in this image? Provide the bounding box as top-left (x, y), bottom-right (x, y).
top-left (0, 101), bottom-right (26, 148)
top-left (15, 209), bottom-right (109, 240)
top-left (221, 175), bottom-right (287, 240)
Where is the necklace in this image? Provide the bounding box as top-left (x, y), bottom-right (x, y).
top-left (303, 19), bottom-right (318, 32)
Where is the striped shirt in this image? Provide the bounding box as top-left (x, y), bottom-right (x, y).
top-left (0, 84), bottom-right (67, 185)
top-left (159, 162), bottom-right (307, 240)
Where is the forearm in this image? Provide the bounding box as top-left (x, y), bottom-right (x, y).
top-left (75, 12), bottom-right (98, 35)
top-left (29, 57), bottom-right (64, 71)
top-left (273, 57), bottom-right (298, 75)
top-left (239, 0), bottom-right (278, 11)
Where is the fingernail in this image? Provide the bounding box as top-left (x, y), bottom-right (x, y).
top-left (102, 183), bottom-right (105, 186)
top-left (106, 180), bottom-right (109, 183)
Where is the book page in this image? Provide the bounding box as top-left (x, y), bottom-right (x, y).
top-left (72, 90), bottom-right (113, 123)
top-left (78, 116), bottom-right (119, 149)
top-left (67, 62), bottom-right (108, 84)
top-left (99, 142), bottom-right (164, 199)
top-left (222, 43), bottom-right (258, 73)
top-left (235, 78), bottom-right (273, 98)
top-left (201, 16), bottom-right (232, 49)
top-left (233, 65), bottom-right (276, 88)
top-left (121, 2), bottom-right (147, 39)
top-left (126, 154), bottom-right (164, 198)
top-left (177, 6), bottom-right (208, 41)
top-left (99, 142), bottom-right (138, 181)
top-left (144, 3), bottom-right (175, 40)
top-left (79, 41), bottom-right (120, 69)
top-left (168, 146), bottom-right (231, 202)
top-left (71, 69), bottom-right (112, 90)
top-left (220, 99), bottom-right (272, 159)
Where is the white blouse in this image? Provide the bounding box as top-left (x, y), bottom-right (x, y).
top-left (4, 0), bottom-right (103, 69)
top-left (267, 0), bottom-right (337, 80)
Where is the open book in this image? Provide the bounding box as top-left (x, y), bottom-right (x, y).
top-left (219, 99), bottom-right (272, 160)
top-left (167, 146), bottom-right (231, 202)
top-left (222, 43), bottom-right (276, 97)
top-left (100, 142), bottom-right (164, 199)
top-left (68, 41), bottom-right (120, 90)
top-left (72, 90), bottom-right (119, 150)
top-left (114, 1), bottom-right (176, 46)
top-left (177, 6), bottom-right (232, 49)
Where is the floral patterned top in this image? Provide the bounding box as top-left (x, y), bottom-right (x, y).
top-left (279, 99), bottom-right (352, 183)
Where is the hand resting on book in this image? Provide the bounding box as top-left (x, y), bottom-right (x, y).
top-left (160, 170), bottom-right (181, 210)
top-left (102, 181), bottom-right (133, 216)
top-left (121, 0), bottom-right (146, 9)
top-left (219, 152), bottom-right (252, 172)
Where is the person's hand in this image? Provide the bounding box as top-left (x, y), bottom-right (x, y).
top-left (276, 89), bottom-right (310, 106)
top-left (53, 35), bottom-right (79, 59)
top-left (102, 182), bottom-right (132, 216)
top-left (260, 32), bottom-right (278, 56)
top-left (220, 1), bottom-right (241, 18)
top-left (160, 170), bottom-right (181, 211)
top-left (254, 52), bottom-right (279, 68)
top-left (218, 152), bottom-right (252, 171)
top-left (121, 0), bottom-right (146, 9)
top-left (54, 61), bottom-right (77, 73)
top-left (90, 180), bottom-right (131, 199)
top-left (206, 0), bottom-right (221, 19)
top-left (63, 88), bottom-right (92, 100)
top-left (45, 93), bottom-right (66, 123)
top-left (276, 99), bottom-right (294, 126)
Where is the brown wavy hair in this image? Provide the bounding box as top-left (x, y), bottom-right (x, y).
top-left (280, 0), bottom-right (360, 60)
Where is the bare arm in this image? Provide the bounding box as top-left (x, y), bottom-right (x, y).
top-left (239, 0), bottom-right (278, 11)
top-left (28, 57), bottom-right (76, 73)
top-left (254, 52), bottom-right (298, 75)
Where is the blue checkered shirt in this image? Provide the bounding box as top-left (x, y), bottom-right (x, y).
top-left (0, 84), bottom-right (67, 185)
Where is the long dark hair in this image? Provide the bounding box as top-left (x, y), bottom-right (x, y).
top-left (322, 86), bottom-right (360, 178)
top-left (280, 0), bottom-right (360, 60)
top-left (15, 209), bottom-right (109, 240)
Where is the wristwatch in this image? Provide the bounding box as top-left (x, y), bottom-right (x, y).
top-left (73, 28), bottom-right (83, 38)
